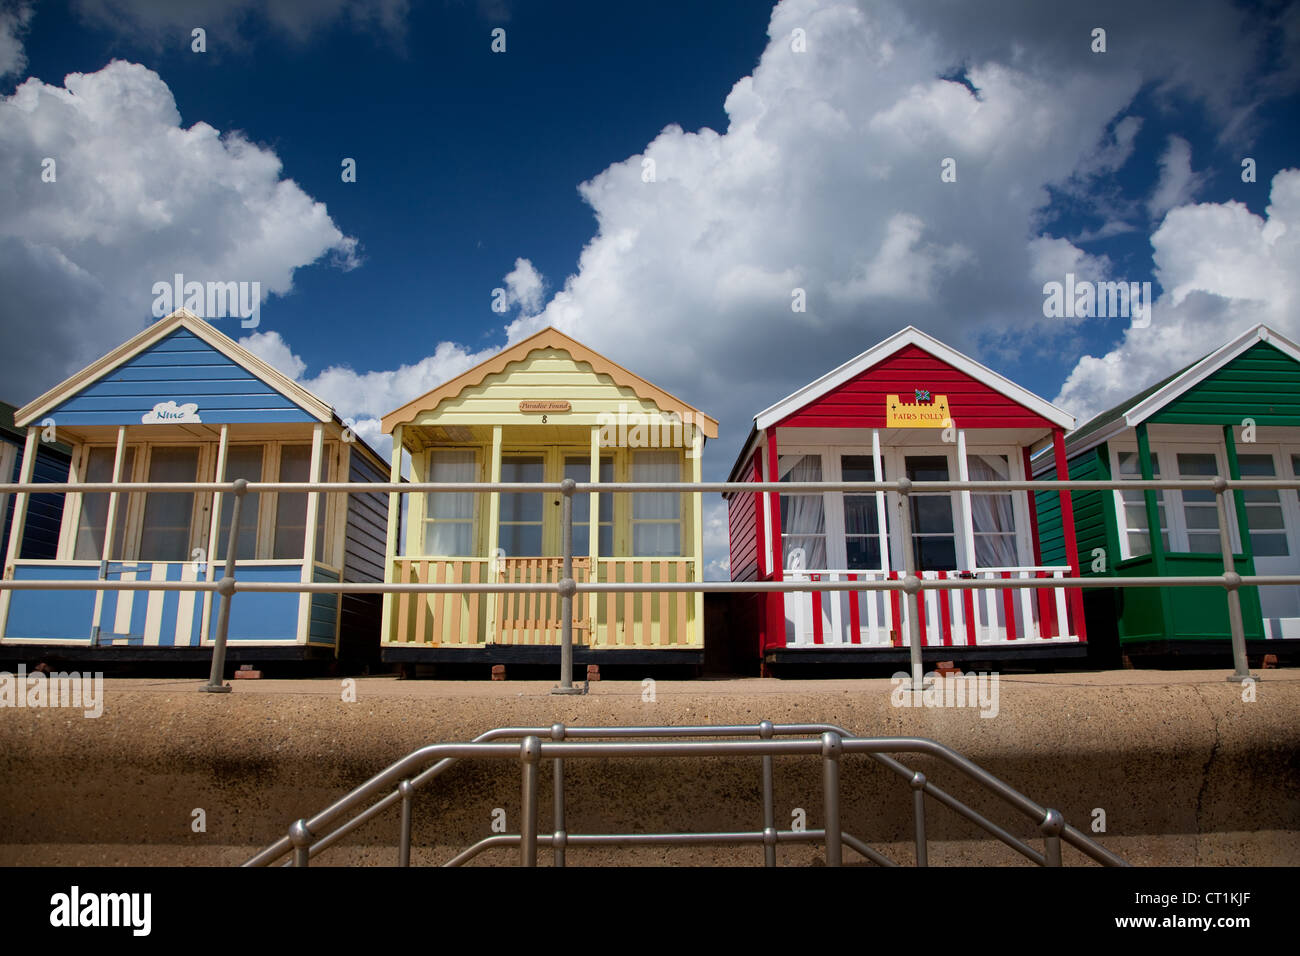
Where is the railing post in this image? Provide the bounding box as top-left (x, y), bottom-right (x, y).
top-left (1215, 479), bottom-right (1253, 683)
top-left (760, 720), bottom-right (777, 867)
top-left (1040, 808), bottom-right (1064, 867)
top-left (821, 731), bottom-right (842, 867)
top-left (397, 779), bottom-right (414, 867)
top-left (520, 735), bottom-right (541, 866)
top-left (895, 478), bottom-right (928, 691)
top-left (553, 479), bottom-right (583, 695)
top-left (201, 477), bottom-right (246, 694)
top-left (289, 819), bottom-right (312, 868)
top-left (910, 770), bottom-right (929, 866)
top-left (551, 723), bottom-right (567, 868)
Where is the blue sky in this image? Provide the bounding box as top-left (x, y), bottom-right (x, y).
top-left (2, 0), bottom-right (1299, 574)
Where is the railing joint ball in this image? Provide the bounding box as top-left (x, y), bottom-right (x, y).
top-left (1040, 808), bottom-right (1065, 867)
top-left (551, 722), bottom-right (566, 741)
top-left (758, 719), bottom-right (774, 739)
top-left (289, 819), bottom-right (313, 867)
top-left (557, 577), bottom-right (577, 598)
top-left (559, 477), bottom-right (576, 497)
top-left (896, 477), bottom-right (911, 496)
top-left (1222, 571), bottom-right (1241, 591)
top-left (902, 574), bottom-right (921, 595)
top-left (909, 770), bottom-right (927, 791)
top-left (820, 731), bottom-right (843, 759)
top-left (762, 827), bottom-right (778, 847)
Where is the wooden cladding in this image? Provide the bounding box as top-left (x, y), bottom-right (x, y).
top-left (593, 559), bottom-right (693, 647)
top-left (386, 556), bottom-right (696, 647)
top-left (495, 557), bottom-right (590, 645)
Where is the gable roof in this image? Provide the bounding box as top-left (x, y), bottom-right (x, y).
top-left (15, 309), bottom-right (334, 428)
top-left (754, 325), bottom-right (1074, 431)
top-left (1063, 324), bottom-right (1300, 457)
top-left (381, 326), bottom-right (719, 436)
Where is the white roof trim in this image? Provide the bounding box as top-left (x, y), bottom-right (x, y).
top-left (16, 309), bottom-right (334, 427)
top-left (1060, 420), bottom-right (1131, 460)
top-left (1121, 324), bottom-right (1300, 428)
top-left (754, 326), bottom-right (1074, 432)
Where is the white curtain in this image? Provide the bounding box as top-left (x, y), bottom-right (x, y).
top-left (632, 451), bottom-right (681, 556)
top-left (425, 450), bottom-right (477, 555)
top-left (968, 454), bottom-right (1018, 567)
top-left (779, 454), bottom-right (826, 569)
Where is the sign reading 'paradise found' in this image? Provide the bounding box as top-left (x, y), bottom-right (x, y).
top-left (886, 392), bottom-right (950, 428)
top-left (519, 400), bottom-right (570, 412)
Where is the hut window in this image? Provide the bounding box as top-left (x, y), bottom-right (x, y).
top-left (138, 446), bottom-right (200, 561)
top-left (424, 449), bottom-right (477, 556)
top-left (499, 455), bottom-right (545, 556)
top-left (1237, 454), bottom-right (1289, 557)
top-left (632, 450), bottom-right (682, 557)
top-left (1176, 452), bottom-right (1222, 553)
top-left (215, 445), bottom-right (264, 560)
top-left (967, 454), bottom-right (1019, 568)
top-left (74, 446), bottom-right (136, 560)
top-left (566, 457), bottom-right (613, 556)
top-left (273, 444), bottom-right (327, 561)
top-left (1116, 451), bottom-right (1168, 557)
top-left (904, 456), bottom-right (957, 571)
top-left (841, 455), bottom-right (882, 570)
top-left (777, 454), bottom-right (824, 569)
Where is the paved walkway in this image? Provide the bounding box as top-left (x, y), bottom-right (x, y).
top-left (103, 667), bottom-right (1298, 698)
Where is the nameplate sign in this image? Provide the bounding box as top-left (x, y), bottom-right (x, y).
top-left (885, 393), bottom-right (950, 428)
top-left (519, 401), bottom-right (571, 412)
top-left (142, 401), bottom-right (202, 424)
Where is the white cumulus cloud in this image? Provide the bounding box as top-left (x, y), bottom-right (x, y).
top-left (0, 59), bottom-right (358, 401)
top-left (1055, 169), bottom-right (1300, 422)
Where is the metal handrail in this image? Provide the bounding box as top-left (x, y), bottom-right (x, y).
top-left (3, 473), bottom-right (1294, 687)
top-left (242, 721), bottom-right (1127, 869)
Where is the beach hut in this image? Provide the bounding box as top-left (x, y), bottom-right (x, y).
top-left (0, 309), bottom-right (388, 666)
top-left (725, 326), bottom-right (1082, 667)
top-left (379, 326), bottom-right (717, 668)
top-left (1034, 324), bottom-right (1300, 660)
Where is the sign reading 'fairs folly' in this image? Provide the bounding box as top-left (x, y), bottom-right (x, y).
top-left (885, 392), bottom-right (950, 428)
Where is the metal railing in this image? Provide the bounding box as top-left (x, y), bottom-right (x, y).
top-left (2, 475), bottom-right (1298, 690)
top-left (242, 721), bottom-right (1127, 868)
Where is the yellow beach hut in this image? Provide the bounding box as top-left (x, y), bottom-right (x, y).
top-left (379, 327), bottom-right (717, 669)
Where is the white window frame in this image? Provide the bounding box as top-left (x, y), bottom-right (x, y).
top-left (421, 446), bottom-right (481, 558)
top-left (1110, 440), bottom-right (1242, 559)
top-left (68, 438), bottom-right (336, 565)
top-left (1235, 443), bottom-right (1300, 561)
top-left (770, 442), bottom-right (1035, 573)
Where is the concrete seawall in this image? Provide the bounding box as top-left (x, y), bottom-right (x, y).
top-left (1, 670), bottom-right (1297, 866)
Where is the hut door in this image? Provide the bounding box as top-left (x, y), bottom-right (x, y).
top-left (1239, 451), bottom-right (1300, 638)
top-left (896, 453), bottom-right (959, 572)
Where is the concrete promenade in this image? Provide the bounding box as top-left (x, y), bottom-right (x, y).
top-left (1, 670), bottom-right (1297, 866)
